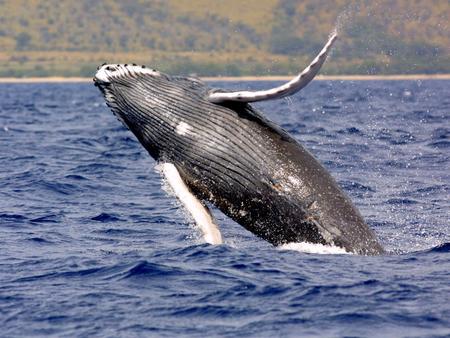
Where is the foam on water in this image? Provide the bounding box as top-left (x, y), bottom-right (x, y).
top-left (279, 242), bottom-right (351, 255)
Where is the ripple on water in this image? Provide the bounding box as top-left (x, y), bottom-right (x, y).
top-left (0, 81), bottom-right (449, 337)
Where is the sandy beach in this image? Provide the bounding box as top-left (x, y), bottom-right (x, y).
top-left (0, 74), bottom-right (449, 83)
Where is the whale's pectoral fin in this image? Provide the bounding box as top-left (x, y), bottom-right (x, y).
top-left (208, 32), bottom-right (337, 103)
top-left (161, 163), bottom-right (223, 245)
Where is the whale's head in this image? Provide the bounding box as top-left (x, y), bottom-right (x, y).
top-left (94, 63), bottom-right (163, 84)
top-left (94, 63), bottom-right (210, 159)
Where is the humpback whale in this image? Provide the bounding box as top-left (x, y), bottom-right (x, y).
top-left (93, 32), bottom-right (385, 255)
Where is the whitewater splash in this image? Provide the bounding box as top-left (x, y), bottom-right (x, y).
top-left (334, 5), bottom-right (356, 36)
top-left (279, 242), bottom-right (351, 255)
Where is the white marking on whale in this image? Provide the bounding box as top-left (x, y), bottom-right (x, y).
top-left (160, 163), bottom-right (222, 245)
top-left (95, 64), bottom-right (160, 83)
top-left (176, 122), bottom-right (192, 136)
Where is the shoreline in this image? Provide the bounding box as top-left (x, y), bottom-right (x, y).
top-left (0, 74), bottom-right (449, 83)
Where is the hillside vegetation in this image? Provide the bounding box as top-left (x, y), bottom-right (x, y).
top-left (0, 0), bottom-right (448, 77)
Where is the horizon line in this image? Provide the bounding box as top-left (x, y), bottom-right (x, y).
top-left (0, 74), bottom-right (449, 83)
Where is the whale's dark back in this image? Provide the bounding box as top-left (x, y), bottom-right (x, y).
top-left (95, 69), bottom-right (384, 255)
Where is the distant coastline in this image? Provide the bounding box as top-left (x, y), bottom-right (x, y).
top-left (0, 74), bottom-right (449, 83)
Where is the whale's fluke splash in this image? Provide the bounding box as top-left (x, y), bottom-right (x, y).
top-left (208, 32), bottom-right (337, 103)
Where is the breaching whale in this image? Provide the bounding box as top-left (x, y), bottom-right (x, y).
top-left (93, 32), bottom-right (385, 255)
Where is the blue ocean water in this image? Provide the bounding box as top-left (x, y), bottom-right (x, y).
top-left (0, 80), bottom-right (449, 337)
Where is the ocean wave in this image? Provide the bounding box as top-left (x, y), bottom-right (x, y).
top-left (426, 242), bottom-right (450, 253)
top-left (1, 81), bottom-right (449, 337)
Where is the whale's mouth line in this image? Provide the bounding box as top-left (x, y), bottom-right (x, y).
top-left (93, 76), bottom-right (108, 87)
top-left (92, 76), bottom-right (111, 95)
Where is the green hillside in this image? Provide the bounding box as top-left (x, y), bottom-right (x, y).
top-left (0, 0), bottom-right (449, 77)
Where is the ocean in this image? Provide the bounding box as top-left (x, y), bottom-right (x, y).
top-left (0, 80), bottom-right (449, 337)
